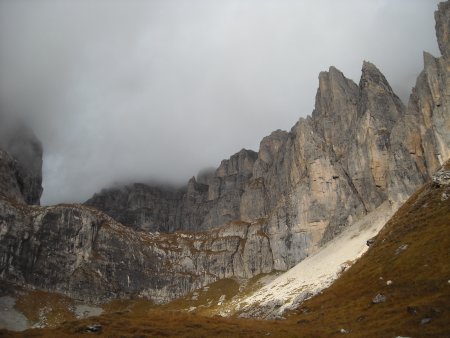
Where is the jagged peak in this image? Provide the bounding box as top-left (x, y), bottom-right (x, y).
top-left (435, 0), bottom-right (450, 58)
top-left (423, 51), bottom-right (438, 62)
top-left (187, 176), bottom-right (197, 191)
top-left (360, 61), bottom-right (394, 92)
top-left (236, 148), bottom-right (258, 157)
top-left (257, 129), bottom-right (289, 164)
top-left (312, 65), bottom-right (358, 128)
top-left (328, 65), bottom-right (344, 76)
top-left (261, 129), bottom-right (289, 143)
top-left (316, 65), bottom-right (358, 95)
top-left (358, 61), bottom-right (405, 121)
top-left (216, 148), bottom-right (258, 178)
top-left (318, 65), bottom-right (346, 83)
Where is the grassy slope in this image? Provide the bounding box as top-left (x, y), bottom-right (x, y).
top-left (1, 180), bottom-right (449, 337)
top-left (287, 181), bottom-right (450, 337)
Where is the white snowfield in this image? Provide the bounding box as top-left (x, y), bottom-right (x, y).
top-left (238, 201), bottom-right (398, 319)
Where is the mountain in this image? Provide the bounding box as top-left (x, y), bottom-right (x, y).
top-left (85, 3), bottom-right (450, 275)
top-left (85, 0), bottom-right (450, 273)
top-left (0, 0), bottom-right (449, 327)
top-left (4, 160), bottom-right (449, 338)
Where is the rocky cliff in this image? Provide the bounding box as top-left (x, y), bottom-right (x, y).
top-left (0, 114), bottom-right (43, 205)
top-left (86, 3), bottom-right (450, 270)
top-left (85, 148), bottom-right (258, 233)
top-left (0, 199), bottom-right (277, 303)
top-left (0, 1), bottom-right (449, 305)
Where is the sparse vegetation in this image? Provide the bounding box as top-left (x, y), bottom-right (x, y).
top-left (15, 291), bottom-right (76, 328)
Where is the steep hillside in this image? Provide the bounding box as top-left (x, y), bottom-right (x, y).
top-left (3, 162), bottom-right (449, 337)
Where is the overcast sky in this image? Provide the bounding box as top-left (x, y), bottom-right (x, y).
top-left (0, 0), bottom-right (441, 205)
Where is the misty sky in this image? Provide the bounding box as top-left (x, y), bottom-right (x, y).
top-left (0, 0), bottom-right (442, 205)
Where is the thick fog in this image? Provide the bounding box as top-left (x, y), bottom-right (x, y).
top-left (0, 0), bottom-right (441, 205)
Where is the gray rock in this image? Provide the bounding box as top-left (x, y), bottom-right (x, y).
top-left (435, 1), bottom-right (450, 58)
top-left (0, 149), bottom-right (24, 203)
top-left (372, 294), bottom-right (386, 304)
top-left (432, 166), bottom-right (450, 186)
top-left (85, 183), bottom-right (183, 233)
top-left (85, 324), bottom-right (102, 332)
top-left (420, 317), bottom-right (432, 325)
top-left (395, 244), bottom-right (408, 255)
top-left (0, 197), bottom-right (276, 303)
top-left (85, 148), bottom-right (258, 233)
top-left (366, 237), bottom-right (376, 246)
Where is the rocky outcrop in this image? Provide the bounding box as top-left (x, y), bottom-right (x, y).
top-left (0, 115), bottom-right (43, 205)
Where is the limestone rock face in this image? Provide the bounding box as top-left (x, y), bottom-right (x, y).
top-left (83, 184), bottom-right (182, 232)
top-left (345, 61), bottom-right (405, 210)
top-left (85, 149), bottom-right (258, 232)
top-left (0, 198), bottom-right (275, 303)
top-left (436, 1), bottom-right (450, 58)
top-left (0, 115), bottom-right (43, 205)
top-left (311, 66), bottom-right (358, 159)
